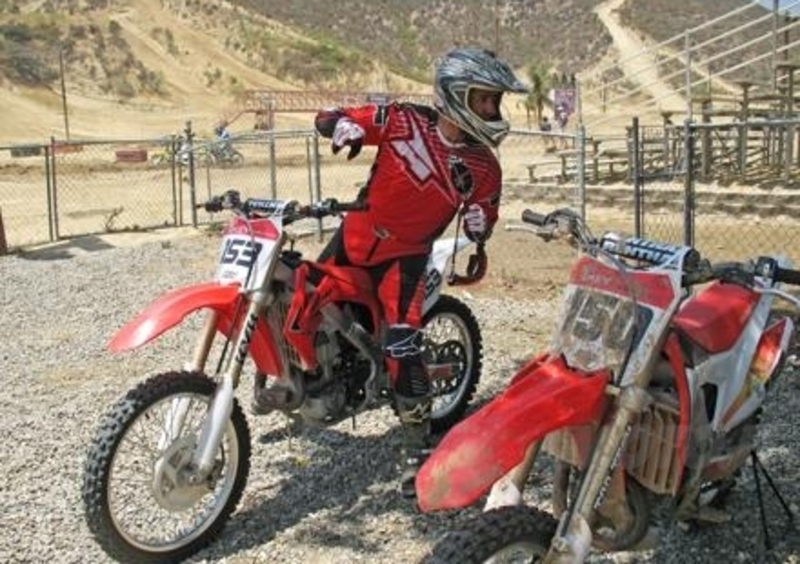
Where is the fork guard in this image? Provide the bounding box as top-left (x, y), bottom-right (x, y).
top-left (415, 355), bottom-right (609, 512)
top-left (108, 282), bottom-right (282, 375)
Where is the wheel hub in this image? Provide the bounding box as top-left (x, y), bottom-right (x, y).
top-left (425, 340), bottom-right (467, 389)
top-left (151, 436), bottom-right (211, 511)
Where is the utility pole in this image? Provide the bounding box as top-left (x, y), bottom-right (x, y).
top-left (494, 0), bottom-right (501, 55)
top-left (59, 46), bottom-right (70, 140)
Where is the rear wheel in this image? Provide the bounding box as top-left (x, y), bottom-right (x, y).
top-left (82, 371), bottom-right (251, 563)
top-left (420, 294), bottom-right (483, 433)
top-left (422, 505), bottom-right (557, 564)
top-left (228, 149), bottom-right (245, 165)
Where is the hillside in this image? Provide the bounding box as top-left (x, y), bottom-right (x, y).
top-left (0, 0), bottom-right (780, 144)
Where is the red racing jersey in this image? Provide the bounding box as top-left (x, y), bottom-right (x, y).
top-left (316, 103), bottom-right (502, 265)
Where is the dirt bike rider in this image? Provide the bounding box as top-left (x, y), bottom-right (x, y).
top-left (214, 123), bottom-right (233, 157)
top-left (314, 47), bottom-right (528, 498)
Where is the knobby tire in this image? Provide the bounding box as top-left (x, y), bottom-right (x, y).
top-left (82, 371), bottom-right (251, 564)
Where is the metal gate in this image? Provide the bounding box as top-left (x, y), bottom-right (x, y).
top-left (630, 116), bottom-right (694, 247)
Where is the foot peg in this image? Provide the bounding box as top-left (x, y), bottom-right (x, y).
top-left (252, 373), bottom-right (305, 415)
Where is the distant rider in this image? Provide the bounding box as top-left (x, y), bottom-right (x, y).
top-left (214, 124), bottom-right (233, 157)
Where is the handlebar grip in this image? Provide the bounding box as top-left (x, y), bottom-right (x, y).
top-left (201, 199), bottom-right (223, 213)
top-left (775, 267), bottom-right (800, 286)
top-left (334, 201), bottom-right (368, 212)
top-left (521, 209), bottom-right (547, 226)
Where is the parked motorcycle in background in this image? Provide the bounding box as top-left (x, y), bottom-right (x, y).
top-left (417, 208), bottom-right (800, 563)
top-left (81, 190), bottom-right (484, 563)
top-left (148, 135), bottom-right (191, 167)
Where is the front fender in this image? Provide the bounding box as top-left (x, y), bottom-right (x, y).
top-left (416, 356), bottom-right (609, 512)
top-left (109, 282), bottom-right (241, 352)
top-left (108, 282), bottom-right (282, 375)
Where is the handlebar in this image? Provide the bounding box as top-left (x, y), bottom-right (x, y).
top-left (198, 190), bottom-right (366, 223)
top-left (517, 207), bottom-right (800, 289)
top-left (684, 256), bottom-right (800, 289)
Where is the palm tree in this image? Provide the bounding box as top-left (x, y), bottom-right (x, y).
top-left (517, 60), bottom-right (553, 128)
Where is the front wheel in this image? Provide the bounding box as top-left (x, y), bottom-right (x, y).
top-left (421, 294), bottom-right (483, 433)
top-left (422, 505), bottom-right (558, 563)
top-left (82, 371), bottom-right (251, 563)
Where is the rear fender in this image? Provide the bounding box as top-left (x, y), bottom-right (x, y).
top-left (108, 282), bottom-right (282, 375)
top-left (422, 237), bottom-right (473, 312)
top-left (416, 356), bottom-right (609, 512)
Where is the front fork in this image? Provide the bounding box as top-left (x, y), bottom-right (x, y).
top-left (484, 441), bottom-right (542, 510)
top-left (189, 293), bottom-right (268, 478)
top-left (483, 385), bottom-right (651, 563)
top-left (546, 385), bottom-right (651, 563)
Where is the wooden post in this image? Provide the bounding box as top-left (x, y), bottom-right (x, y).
top-left (701, 98), bottom-right (712, 180)
top-left (737, 81), bottom-right (752, 176)
top-left (0, 206), bottom-right (7, 255)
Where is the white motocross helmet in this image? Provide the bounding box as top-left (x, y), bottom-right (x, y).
top-left (434, 47), bottom-right (529, 148)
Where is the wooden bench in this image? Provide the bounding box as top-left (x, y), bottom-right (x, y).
top-left (592, 149), bottom-right (629, 182)
top-left (527, 158), bottom-right (568, 182)
top-left (527, 148), bottom-right (629, 184)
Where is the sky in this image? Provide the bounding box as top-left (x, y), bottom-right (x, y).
top-left (757, 0), bottom-right (800, 15)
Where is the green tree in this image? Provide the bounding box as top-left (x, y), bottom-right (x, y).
top-left (517, 60), bottom-right (553, 127)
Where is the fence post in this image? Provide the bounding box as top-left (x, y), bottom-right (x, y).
top-left (269, 132), bottom-right (277, 199)
top-left (0, 206), bottom-right (7, 255)
top-left (632, 117), bottom-right (642, 238)
top-left (576, 124), bottom-right (586, 222)
top-left (683, 120), bottom-right (696, 247)
top-left (184, 121), bottom-right (198, 227)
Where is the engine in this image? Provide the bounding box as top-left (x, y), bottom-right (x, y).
top-left (299, 333), bottom-right (373, 425)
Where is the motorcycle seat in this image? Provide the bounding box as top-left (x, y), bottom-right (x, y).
top-left (671, 281), bottom-right (757, 353)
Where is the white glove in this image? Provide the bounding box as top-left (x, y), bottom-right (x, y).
top-left (331, 118), bottom-right (365, 160)
top-left (464, 204), bottom-right (487, 237)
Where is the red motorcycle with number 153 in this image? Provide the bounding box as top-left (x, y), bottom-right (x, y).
top-left (81, 190), bottom-right (485, 563)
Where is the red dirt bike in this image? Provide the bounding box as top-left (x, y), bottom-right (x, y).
top-left (417, 208), bottom-right (800, 563)
top-left (82, 190), bottom-right (484, 563)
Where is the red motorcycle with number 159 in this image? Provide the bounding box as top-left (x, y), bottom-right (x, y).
top-left (81, 190), bottom-right (485, 563)
top-left (418, 208), bottom-right (799, 563)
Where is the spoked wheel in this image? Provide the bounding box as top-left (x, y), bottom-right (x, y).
top-left (227, 150), bottom-right (245, 166)
top-left (420, 294), bottom-right (483, 433)
top-left (148, 153), bottom-right (169, 167)
top-left (422, 505), bottom-right (558, 564)
top-left (82, 371), bottom-right (251, 563)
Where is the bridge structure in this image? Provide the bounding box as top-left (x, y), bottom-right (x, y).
top-left (220, 90), bottom-right (435, 130)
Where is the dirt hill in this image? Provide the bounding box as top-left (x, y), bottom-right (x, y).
top-left (0, 0), bottom-right (776, 144)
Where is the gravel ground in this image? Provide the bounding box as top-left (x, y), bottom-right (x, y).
top-left (2, 221), bottom-right (800, 564)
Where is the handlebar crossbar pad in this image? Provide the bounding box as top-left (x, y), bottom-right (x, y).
top-left (246, 199), bottom-right (288, 215)
top-left (603, 236), bottom-right (696, 266)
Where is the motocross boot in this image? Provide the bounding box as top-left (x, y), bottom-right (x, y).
top-left (395, 392), bottom-right (433, 499)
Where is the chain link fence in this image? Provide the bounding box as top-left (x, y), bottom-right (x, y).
top-left (0, 126), bottom-right (375, 250)
top-left (2, 119), bottom-right (800, 271)
top-left (631, 117), bottom-right (800, 266)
